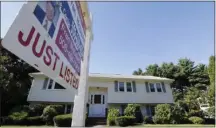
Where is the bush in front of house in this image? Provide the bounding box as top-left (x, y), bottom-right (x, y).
top-left (143, 116), bottom-right (154, 124)
top-left (115, 116), bottom-right (136, 127)
top-left (26, 116), bottom-right (45, 126)
top-left (124, 104), bottom-right (143, 123)
top-left (42, 106), bottom-right (58, 125)
top-left (188, 116), bottom-right (204, 124)
top-left (49, 105), bottom-right (65, 115)
top-left (28, 104), bottom-right (47, 116)
top-left (153, 104), bottom-right (171, 124)
top-left (53, 114), bottom-right (72, 127)
top-left (107, 108), bottom-right (120, 126)
top-left (188, 110), bottom-right (205, 118)
top-left (7, 111), bottom-right (28, 125)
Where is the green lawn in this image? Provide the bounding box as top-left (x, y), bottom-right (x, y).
top-left (1, 125), bottom-right (215, 128)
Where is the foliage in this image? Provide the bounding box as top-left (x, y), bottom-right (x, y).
top-left (187, 110), bottom-right (205, 118)
top-left (124, 104), bottom-right (142, 123)
top-left (0, 41), bottom-right (37, 116)
top-left (207, 107), bottom-right (215, 118)
top-left (184, 87), bottom-right (201, 111)
top-left (143, 116), bottom-right (154, 124)
top-left (107, 108), bottom-right (120, 126)
top-left (42, 106), bottom-right (58, 125)
top-left (207, 56), bottom-right (215, 106)
top-left (53, 114), bottom-right (72, 127)
top-left (49, 105), bottom-right (64, 115)
top-left (8, 111), bottom-right (28, 125)
top-left (26, 116), bottom-right (45, 126)
top-left (170, 102), bottom-right (188, 124)
top-left (9, 105), bottom-right (30, 114)
top-left (115, 116), bottom-right (136, 127)
top-left (153, 104), bottom-right (171, 124)
top-left (29, 104), bottom-right (47, 116)
top-left (188, 116), bottom-right (204, 124)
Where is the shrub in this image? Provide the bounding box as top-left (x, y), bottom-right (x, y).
top-left (10, 105), bottom-right (30, 114)
top-left (29, 104), bottom-right (47, 116)
top-left (143, 116), bottom-right (154, 124)
top-left (124, 104), bottom-right (143, 123)
top-left (207, 107), bottom-right (215, 118)
top-left (115, 116), bottom-right (136, 126)
top-left (188, 110), bottom-right (205, 118)
top-left (170, 103), bottom-right (188, 124)
top-left (188, 116), bottom-right (204, 124)
top-left (53, 114), bottom-right (72, 127)
top-left (153, 104), bottom-right (171, 124)
top-left (49, 105), bottom-right (65, 115)
top-left (26, 116), bottom-right (45, 126)
top-left (42, 106), bottom-right (57, 125)
top-left (107, 108), bottom-right (120, 126)
top-left (8, 111), bottom-right (28, 125)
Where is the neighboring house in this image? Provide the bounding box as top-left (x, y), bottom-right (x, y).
top-left (27, 72), bottom-right (174, 118)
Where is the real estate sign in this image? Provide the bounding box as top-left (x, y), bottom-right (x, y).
top-left (2, 1), bottom-right (87, 90)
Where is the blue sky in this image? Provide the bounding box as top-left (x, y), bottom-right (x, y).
top-left (1, 2), bottom-right (214, 75)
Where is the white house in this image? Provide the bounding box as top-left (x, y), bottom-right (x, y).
top-left (27, 72), bottom-right (174, 118)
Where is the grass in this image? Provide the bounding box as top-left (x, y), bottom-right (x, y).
top-left (1, 124), bottom-right (215, 128)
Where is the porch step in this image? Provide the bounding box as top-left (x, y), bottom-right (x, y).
top-left (86, 117), bottom-right (107, 127)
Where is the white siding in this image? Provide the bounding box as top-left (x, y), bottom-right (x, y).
top-left (89, 79), bottom-right (174, 104)
top-left (27, 75), bottom-right (76, 103)
top-left (28, 75), bottom-right (174, 104)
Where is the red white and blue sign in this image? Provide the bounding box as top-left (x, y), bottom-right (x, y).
top-left (2, 1), bottom-right (87, 91)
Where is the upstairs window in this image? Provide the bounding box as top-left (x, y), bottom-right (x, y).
top-left (149, 83), bottom-right (155, 92)
top-left (119, 82), bottom-right (125, 92)
top-left (156, 83), bottom-right (162, 92)
top-left (54, 82), bottom-right (66, 89)
top-left (126, 82), bottom-right (132, 92)
top-left (42, 78), bottom-right (65, 90)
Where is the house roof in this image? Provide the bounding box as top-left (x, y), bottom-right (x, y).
top-left (29, 72), bottom-right (174, 82)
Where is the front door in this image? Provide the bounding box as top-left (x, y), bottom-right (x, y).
top-left (89, 94), bottom-right (106, 117)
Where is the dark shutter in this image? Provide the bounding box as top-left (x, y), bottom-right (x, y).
top-left (42, 78), bottom-right (49, 89)
top-left (114, 81), bottom-right (118, 92)
top-left (132, 81), bottom-right (136, 92)
top-left (161, 82), bottom-right (166, 93)
top-left (145, 82), bottom-right (149, 93)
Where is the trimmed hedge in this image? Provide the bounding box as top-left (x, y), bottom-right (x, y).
top-left (115, 116), bottom-right (136, 127)
top-left (29, 104), bottom-right (47, 116)
top-left (26, 116), bottom-right (45, 126)
top-left (188, 116), bottom-right (204, 124)
top-left (53, 114), bottom-right (72, 127)
top-left (49, 105), bottom-right (64, 115)
top-left (7, 111), bottom-right (28, 125)
top-left (124, 104), bottom-right (143, 123)
top-left (107, 108), bottom-right (120, 126)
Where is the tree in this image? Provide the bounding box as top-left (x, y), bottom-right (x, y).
top-left (188, 64), bottom-right (210, 90)
top-left (207, 56), bottom-right (215, 106)
top-left (0, 40), bottom-right (38, 116)
top-left (144, 64), bottom-right (160, 76)
top-left (133, 68), bottom-right (144, 75)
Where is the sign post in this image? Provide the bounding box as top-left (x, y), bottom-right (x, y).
top-left (1, 1), bottom-right (93, 126)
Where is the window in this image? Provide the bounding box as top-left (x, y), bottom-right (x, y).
top-left (54, 82), bottom-right (66, 89)
top-left (126, 82), bottom-right (132, 92)
top-left (94, 95), bottom-right (101, 104)
top-left (149, 83), bottom-right (155, 92)
top-left (42, 78), bottom-right (49, 89)
top-left (119, 82), bottom-right (125, 92)
top-left (156, 83), bottom-right (162, 92)
top-left (48, 79), bottom-right (53, 89)
top-left (161, 82), bottom-right (166, 93)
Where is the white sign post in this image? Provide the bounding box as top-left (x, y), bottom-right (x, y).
top-left (2, 1), bottom-right (92, 126)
